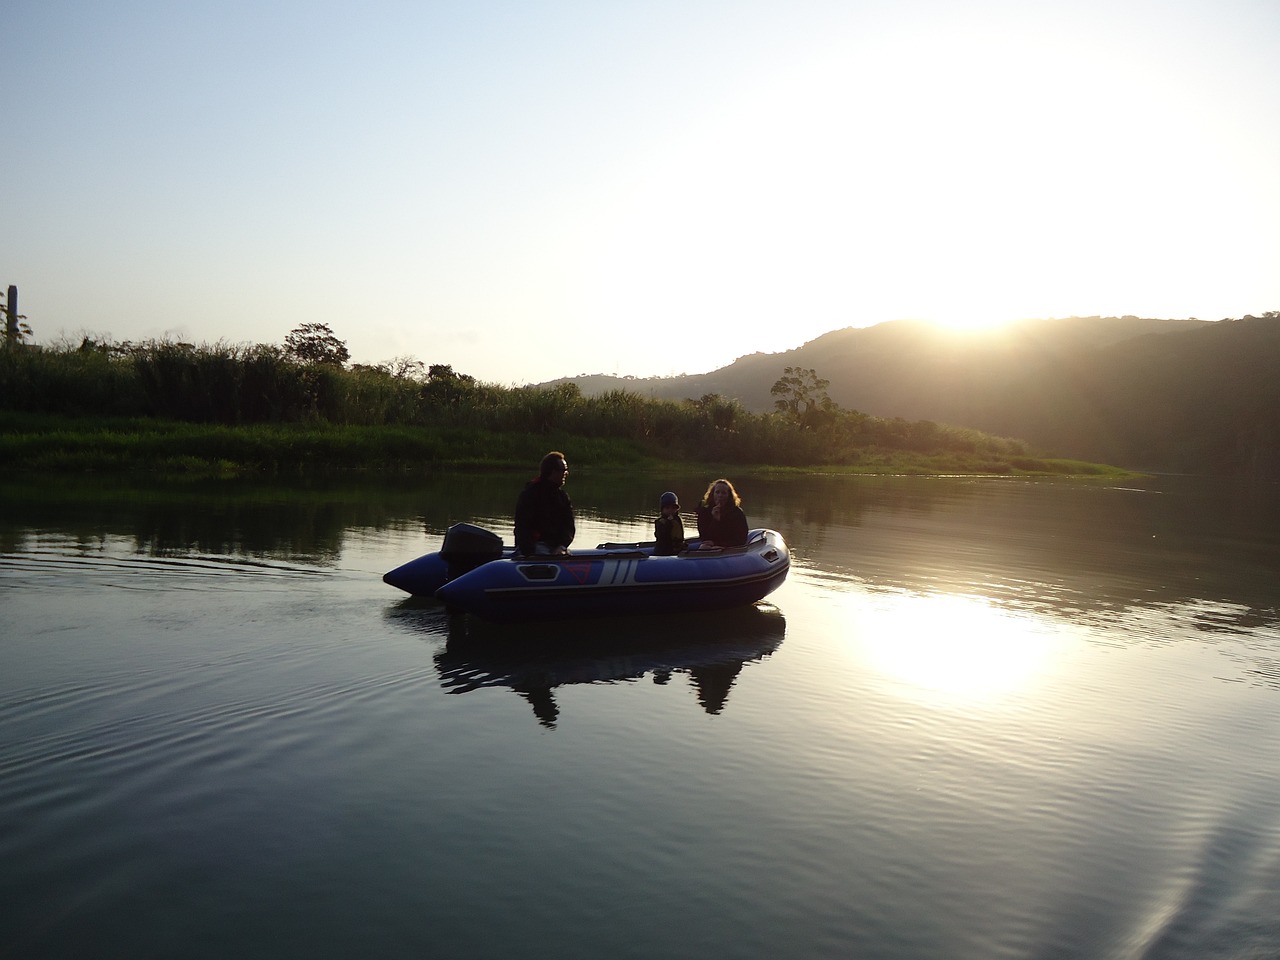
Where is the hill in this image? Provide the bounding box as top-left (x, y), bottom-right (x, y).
top-left (542, 314), bottom-right (1280, 476)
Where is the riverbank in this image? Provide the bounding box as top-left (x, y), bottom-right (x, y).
top-left (0, 413), bottom-right (1137, 478)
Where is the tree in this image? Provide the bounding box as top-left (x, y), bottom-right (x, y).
top-left (385, 356), bottom-right (426, 380)
top-left (427, 363), bottom-right (474, 385)
top-left (420, 363), bottom-right (477, 406)
top-left (283, 323), bottom-right (350, 366)
top-left (685, 393), bottom-right (741, 431)
top-left (770, 366), bottom-right (835, 428)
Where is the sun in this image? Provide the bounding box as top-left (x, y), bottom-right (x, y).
top-left (921, 312), bottom-right (1022, 333)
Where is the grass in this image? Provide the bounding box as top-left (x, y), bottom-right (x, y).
top-left (0, 412), bottom-right (1140, 479)
top-left (0, 412), bottom-right (653, 475)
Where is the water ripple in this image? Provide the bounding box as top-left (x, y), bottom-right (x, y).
top-left (0, 549), bottom-right (329, 594)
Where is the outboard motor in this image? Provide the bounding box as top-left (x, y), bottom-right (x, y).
top-left (439, 523), bottom-right (503, 582)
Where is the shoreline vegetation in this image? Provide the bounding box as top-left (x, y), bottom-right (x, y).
top-left (0, 334), bottom-right (1136, 479)
top-left (0, 412), bottom-right (1134, 479)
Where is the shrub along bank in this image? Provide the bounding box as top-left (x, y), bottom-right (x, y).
top-left (0, 339), bottom-right (1127, 476)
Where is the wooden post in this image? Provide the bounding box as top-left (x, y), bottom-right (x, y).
top-left (4, 285), bottom-right (15, 343)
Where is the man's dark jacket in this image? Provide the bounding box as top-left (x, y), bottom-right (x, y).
top-left (514, 478), bottom-right (575, 555)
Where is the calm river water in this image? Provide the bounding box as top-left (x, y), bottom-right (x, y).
top-left (2, 470), bottom-right (1278, 960)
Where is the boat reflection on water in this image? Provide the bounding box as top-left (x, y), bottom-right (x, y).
top-left (433, 604), bottom-right (786, 728)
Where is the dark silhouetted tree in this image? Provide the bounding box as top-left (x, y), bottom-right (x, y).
top-left (427, 363), bottom-right (474, 385)
top-left (284, 323), bottom-right (350, 366)
top-left (420, 363), bottom-right (477, 406)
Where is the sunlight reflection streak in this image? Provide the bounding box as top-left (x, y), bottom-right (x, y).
top-left (843, 591), bottom-right (1068, 706)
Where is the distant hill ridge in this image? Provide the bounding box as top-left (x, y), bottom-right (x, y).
top-left (539, 314), bottom-right (1280, 476)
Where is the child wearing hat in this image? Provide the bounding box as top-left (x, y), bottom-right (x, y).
top-left (654, 491), bottom-right (686, 556)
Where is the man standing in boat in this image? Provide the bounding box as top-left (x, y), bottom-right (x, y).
top-left (514, 451), bottom-right (575, 556)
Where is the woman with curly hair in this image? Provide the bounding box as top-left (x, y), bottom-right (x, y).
top-left (695, 478), bottom-right (748, 549)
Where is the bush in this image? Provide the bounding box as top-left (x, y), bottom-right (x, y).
top-left (0, 337), bottom-right (1052, 470)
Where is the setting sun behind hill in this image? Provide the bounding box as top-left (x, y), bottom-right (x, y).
top-left (5, 1), bottom-right (1277, 384)
top-left (578, 7), bottom-right (1271, 376)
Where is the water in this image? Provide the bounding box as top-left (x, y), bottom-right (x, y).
top-left (2, 472), bottom-right (1278, 960)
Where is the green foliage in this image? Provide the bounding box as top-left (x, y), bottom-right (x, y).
top-left (686, 393), bottom-right (743, 433)
top-left (0, 336), bottom-right (1075, 474)
top-left (0, 412), bottom-right (654, 475)
top-left (0, 338), bottom-right (144, 415)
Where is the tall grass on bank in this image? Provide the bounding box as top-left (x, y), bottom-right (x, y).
top-left (1, 338), bottom-right (1059, 471)
top-left (0, 413), bottom-right (654, 474)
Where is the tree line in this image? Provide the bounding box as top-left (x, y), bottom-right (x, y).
top-left (0, 324), bottom-right (1083, 472)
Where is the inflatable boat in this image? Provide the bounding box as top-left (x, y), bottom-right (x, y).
top-left (383, 522), bottom-right (790, 622)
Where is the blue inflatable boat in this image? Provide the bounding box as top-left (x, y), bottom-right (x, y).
top-left (383, 522), bottom-right (790, 622)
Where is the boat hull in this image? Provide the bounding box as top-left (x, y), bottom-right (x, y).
top-left (384, 528), bottom-right (790, 623)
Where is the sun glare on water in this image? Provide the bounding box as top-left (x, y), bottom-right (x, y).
top-left (853, 593), bottom-right (1066, 705)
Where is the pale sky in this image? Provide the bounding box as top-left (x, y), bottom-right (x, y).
top-left (4, 0), bottom-right (1278, 385)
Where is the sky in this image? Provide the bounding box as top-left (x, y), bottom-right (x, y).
top-left (4, 0), bottom-right (1278, 385)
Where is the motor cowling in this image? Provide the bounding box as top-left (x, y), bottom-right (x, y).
top-left (439, 523), bottom-right (503, 581)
